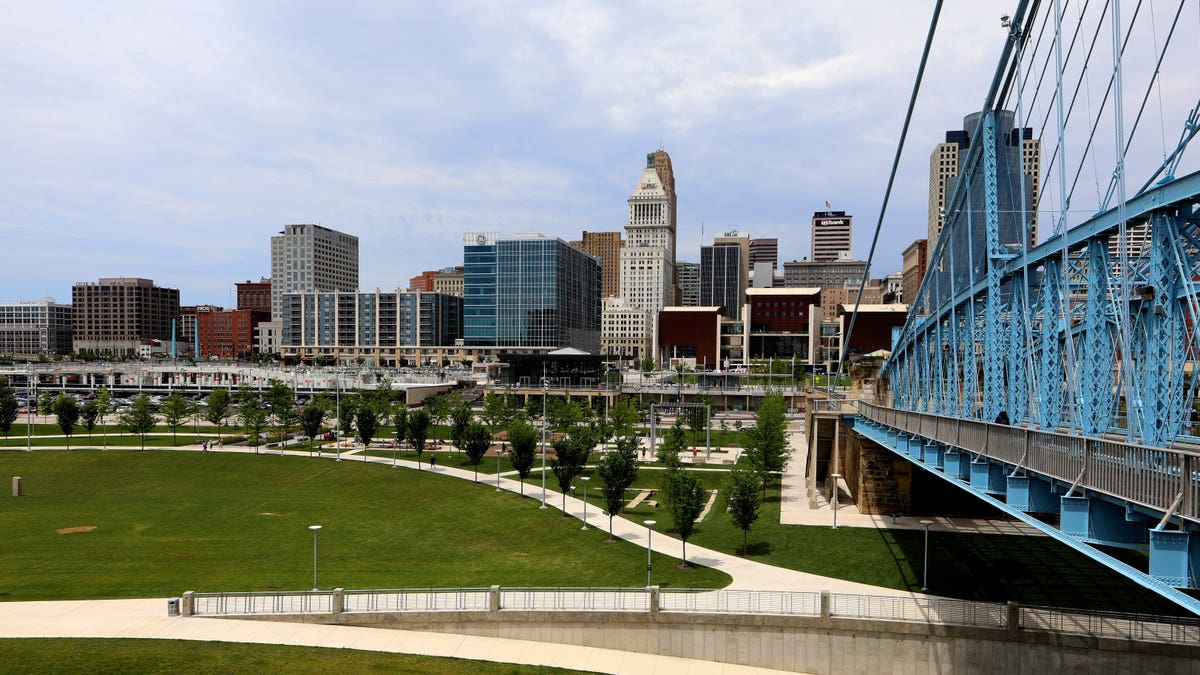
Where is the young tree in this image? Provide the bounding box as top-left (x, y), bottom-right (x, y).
top-left (338, 395), bottom-right (359, 446)
top-left (640, 357), bottom-right (655, 373)
top-left (656, 420), bottom-right (687, 510)
top-left (53, 394), bottom-right (81, 450)
top-left (237, 387), bottom-right (267, 454)
top-left (608, 398), bottom-right (640, 438)
top-left (0, 379), bottom-right (18, 443)
top-left (507, 419), bottom-right (539, 496)
top-left (726, 466), bottom-right (762, 555)
top-left (406, 409), bottom-right (431, 468)
top-left (355, 404), bottom-right (379, 448)
top-left (81, 399), bottom-right (100, 438)
top-left (480, 391), bottom-right (512, 435)
top-left (265, 381), bottom-right (297, 447)
top-left (745, 393), bottom-right (789, 497)
top-left (547, 396), bottom-right (583, 433)
top-left (300, 402), bottom-right (325, 447)
top-left (160, 393), bottom-right (192, 446)
top-left (424, 393), bottom-right (452, 438)
top-left (597, 435), bottom-right (640, 539)
top-left (461, 421), bottom-right (492, 482)
top-left (94, 388), bottom-right (111, 449)
top-left (119, 395), bottom-right (157, 451)
top-left (391, 405), bottom-right (408, 448)
top-left (204, 387), bottom-right (232, 446)
top-left (666, 471), bottom-right (707, 567)
top-left (449, 402), bottom-right (472, 452)
top-left (550, 433), bottom-right (591, 513)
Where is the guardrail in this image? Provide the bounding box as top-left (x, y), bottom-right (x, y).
top-left (857, 402), bottom-right (1200, 524)
top-left (185, 587), bottom-right (1200, 645)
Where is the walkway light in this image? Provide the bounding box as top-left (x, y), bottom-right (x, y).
top-left (309, 525), bottom-right (322, 591)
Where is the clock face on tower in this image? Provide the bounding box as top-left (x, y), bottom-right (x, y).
top-left (476, 234), bottom-right (487, 245)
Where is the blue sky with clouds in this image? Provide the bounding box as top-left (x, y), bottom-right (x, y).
top-left (3, 1), bottom-right (1196, 306)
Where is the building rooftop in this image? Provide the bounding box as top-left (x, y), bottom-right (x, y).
top-left (746, 287), bottom-right (821, 296)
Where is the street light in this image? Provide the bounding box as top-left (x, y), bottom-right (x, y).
top-left (540, 371), bottom-right (549, 509)
top-left (920, 520), bottom-right (934, 592)
top-left (495, 445), bottom-right (503, 492)
top-left (830, 473), bottom-right (842, 529)
top-left (308, 525), bottom-right (322, 591)
top-left (580, 476), bottom-right (590, 530)
top-left (643, 520), bottom-right (656, 587)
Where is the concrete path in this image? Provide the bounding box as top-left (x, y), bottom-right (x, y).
top-left (0, 598), bottom-right (800, 674)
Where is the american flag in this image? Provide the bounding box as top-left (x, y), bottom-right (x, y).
top-left (825, 201), bottom-right (832, 209)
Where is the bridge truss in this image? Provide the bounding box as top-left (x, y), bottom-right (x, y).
top-left (873, 0), bottom-right (1200, 607)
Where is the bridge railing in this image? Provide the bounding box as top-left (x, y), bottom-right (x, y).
top-left (857, 403), bottom-right (1200, 523)
top-left (187, 587), bottom-right (1200, 645)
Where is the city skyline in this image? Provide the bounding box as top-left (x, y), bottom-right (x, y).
top-left (4, 2), bottom-right (1195, 307)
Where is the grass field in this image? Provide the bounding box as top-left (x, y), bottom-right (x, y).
top-left (0, 639), bottom-right (593, 674)
top-left (0, 450), bottom-right (730, 601)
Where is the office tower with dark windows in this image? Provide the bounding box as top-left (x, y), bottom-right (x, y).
top-left (464, 233), bottom-right (601, 352)
top-left (677, 261), bottom-right (700, 306)
top-left (269, 224), bottom-right (359, 321)
top-left (570, 231), bottom-right (624, 298)
top-left (811, 211), bottom-right (852, 262)
top-left (72, 277), bottom-right (179, 356)
top-left (0, 299), bottom-right (73, 356)
top-left (700, 244), bottom-right (742, 320)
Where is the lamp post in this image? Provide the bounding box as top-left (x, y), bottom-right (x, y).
top-left (540, 371), bottom-right (549, 509)
top-left (580, 476), bottom-right (590, 530)
top-left (920, 520), bottom-right (933, 592)
top-left (643, 520), bottom-right (656, 587)
top-left (334, 373), bottom-right (342, 462)
top-left (495, 446), bottom-right (503, 492)
top-left (308, 525), bottom-right (322, 591)
top-left (26, 371), bottom-right (34, 453)
top-left (830, 473), bottom-right (841, 529)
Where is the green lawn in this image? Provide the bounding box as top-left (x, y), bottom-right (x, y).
top-left (0, 639), bottom-right (593, 674)
top-left (0, 450), bottom-right (730, 601)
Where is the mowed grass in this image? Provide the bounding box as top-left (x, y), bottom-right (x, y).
top-left (0, 639), bottom-right (594, 674)
top-left (0, 451), bottom-right (730, 601)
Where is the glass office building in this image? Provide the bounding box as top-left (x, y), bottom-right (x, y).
top-left (464, 233), bottom-right (601, 352)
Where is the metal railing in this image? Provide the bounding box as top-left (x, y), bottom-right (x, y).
top-left (858, 402), bottom-right (1200, 523)
top-left (187, 586), bottom-right (1200, 645)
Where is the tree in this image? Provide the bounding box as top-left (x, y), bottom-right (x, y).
top-left (656, 420), bottom-right (687, 510)
top-left (666, 471), bottom-right (707, 567)
top-left (406, 409), bottom-right (431, 468)
top-left (726, 466), bottom-right (762, 555)
top-left (597, 435), bottom-right (640, 539)
top-left (745, 393), bottom-right (789, 498)
top-left (338, 395), bottom-right (359, 446)
top-left (507, 419), bottom-right (539, 496)
top-left (480, 391), bottom-right (512, 436)
top-left (300, 402), bottom-right (325, 445)
top-left (53, 394), bottom-right (80, 450)
top-left (546, 396), bottom-right (583, 433)
top-left (95, 388), bottom-right (111, 450)
top-left (356, 402), bottom-right (381, 448)
top-left (449, 402), bottom-right (472, 452)
top-left (204, 388), bottom-right (232, 446)
top-left (81, 400), bottom-right (100, 438)
top-left (266, 381), bottom-right (297, 447)
top-left (608, 398), bottom-right (639, 438)
top-left (550, 433), bottom-right (591, 513)
top-left (119, 395), bottom-right (157, 450)
top-left (424, 393), bottom-right (452, 438)
top-left (237, 387), bottom-right (267, 454)
top-left (391, 405), bottom-right (408, 448)
top-left (0, 379), bottom-right (18, 443)
top-left (160, 393), bottom-right (192, 446)
top-left (640, 357), bottom-right (655, 372)
top-left (461, 421), bottom-right (492, 482)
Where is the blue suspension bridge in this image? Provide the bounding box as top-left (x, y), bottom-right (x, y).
top-left (843, 0), bottom-right (1200, 614)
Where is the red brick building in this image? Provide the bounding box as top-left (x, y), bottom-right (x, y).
top-left (236, 278), bottom-right (271, 313)
top-left (198, 309), bottom-right (271, 359)
top-left (745, 287), bottom-right (822, 363)
top-left (409, 271), bottom-right (437, 292)
top-left (657, 307), bottom-right (722, 367)
top-left (837, 304), bottom-right (907, 357)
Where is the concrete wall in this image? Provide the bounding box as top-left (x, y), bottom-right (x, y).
top-left (229, 609), bottom-right (1200, 673)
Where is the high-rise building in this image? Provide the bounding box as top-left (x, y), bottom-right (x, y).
top-left (198, 309), bottom-right (271, 359)
top-left (0, 299), bottom-right (73, 356)
top-left (601, 298), bottom-right (651, 363)
top-left (432, 266), bottom-right (464, 297)
top-left (651, 149), bottom-right (678, 301)
top-left (783, 259), bottom-right (871, 319)
top-left (569, 231), bottom-right (624, 298)
top-left (927, 112), bottom-right (1040, 253)
top-left (236, 278), bottom-right (271, 313)
top-left (179, 304), bottom-right (221, 355)
top-left (901, 240), bottom-right (928, 306)
top-left (269, 224), bottom-right (359, 321)
top-left (72, 278), bottom-right (179, 356)
top-left (463, 233), bottom-right (601, 352)
top-left (619, 155), bottom-right (676, 313)
top-left (700, 243), bottom-right (743, 320)
top-left (713, 232), bottom-right (750, 306)
top-left (279, 290), bottom-right (461, 365)
top-left (676, 262), bottom-right (700, 306)
top-left (409, 271), bottom-right (437, 292)
top-left (811, 210), bottom-right (852, 262)
top-left (749, 238), bottom-right (778, 269)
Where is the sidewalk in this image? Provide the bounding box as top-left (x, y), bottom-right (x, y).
top-left (0, 598), bottom-right (799, 675)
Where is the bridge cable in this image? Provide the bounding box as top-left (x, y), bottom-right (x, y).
top-left (832, 0), bottom-right (943, 392)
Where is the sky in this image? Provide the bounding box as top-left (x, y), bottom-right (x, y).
top-left (2, 1), bottom-right (1195, 307)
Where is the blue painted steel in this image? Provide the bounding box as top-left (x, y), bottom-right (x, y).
top-left (1136, 212), bottom-right (1186, 446)
top-left (1007, 475), bottom-right (1060, 513)
top-left (1077, 239), bottom-right (1116, 436)
top-left (1007, 273), bottom-right (1029, 425)
top-left (960, 306), bottom-right (978, 419)
top-left (931, 316), bottom-right (944, 415)
top-left (943, 448), bottom-right (970, 481)
top-left (1036, 261), bottom-right (1065, 429)
top-left (1061, 495), bottom-right (1147, 546)
top-left (969, 460), bottom-right (1006, 494)
top-left (982, 113), bottom-right (1005, 422)
top-left (1149, 530), bottom-right (1199, 588)
top-left (923, 442), bottom-right (944, 470)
